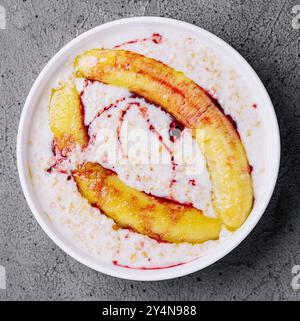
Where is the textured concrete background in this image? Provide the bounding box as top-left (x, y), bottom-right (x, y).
top-left (0, 0), bottom-right (299, 301)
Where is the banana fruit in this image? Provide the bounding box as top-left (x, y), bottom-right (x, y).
top-left (72, 162), bottom-right (222, 244)
top-left (49, 81), bottom-right (89, 155)
top-left (74, 49), bottom-right (254, 230)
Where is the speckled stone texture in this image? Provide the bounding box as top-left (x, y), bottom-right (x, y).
top-left (0, 0), bottom-right (299, 301)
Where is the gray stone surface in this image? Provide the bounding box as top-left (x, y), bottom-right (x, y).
top-left (0, 0), bottom-right (299, 301)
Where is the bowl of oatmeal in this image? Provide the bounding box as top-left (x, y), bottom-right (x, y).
top-left (17, 17), bottom-right (280, 281)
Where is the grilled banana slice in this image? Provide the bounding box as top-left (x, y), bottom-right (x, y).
top-left (72, 162), bottom-right (222, 244)
top-left (74, 49), bottom-right (254, 230)
top-left (49, 81), bottom-right (89, 155)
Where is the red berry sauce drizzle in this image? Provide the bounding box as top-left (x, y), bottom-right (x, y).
top-left (46, 139), bottom-right (69, 174)
top-left (115, 100), bottom-right (184, 196)
top-left (113, 33), bottom-right (163, 49)
top-left (112, 260), bottom-right (189, 270)
top-left (88, 96), bottom-right (127, 126)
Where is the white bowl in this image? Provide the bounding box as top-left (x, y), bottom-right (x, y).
top-left (17, 17), bottom-right (280, 281)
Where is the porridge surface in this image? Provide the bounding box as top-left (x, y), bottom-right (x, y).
top-left (28, 29), bottom-right (266, 268)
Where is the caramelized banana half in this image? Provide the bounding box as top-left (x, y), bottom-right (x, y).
top-left (48, 81), bottom-right (89, 155)
top-left (74, 49), bottom-right (254, 230)
top-left (72, 162), bottom-right (222, 244)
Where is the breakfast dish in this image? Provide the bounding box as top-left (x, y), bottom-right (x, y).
top-left (28, 27), bottom-right (266, 269)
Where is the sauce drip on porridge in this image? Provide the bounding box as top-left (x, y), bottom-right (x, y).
top-left (113, 33), bottom-right (163, 49)
top-left (112, 259), bottom-right (187, 270)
